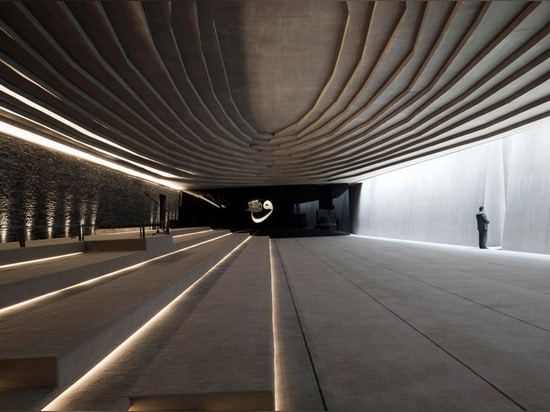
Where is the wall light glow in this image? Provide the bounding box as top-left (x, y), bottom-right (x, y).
top-left (0, 119), bottom-right (184, 191)
top-left (64, 195), bottom-right (72, 238)
top-left (42, 234), bottom-right (251, 411)
top-left (90, 201), bottom-right (98, 234)
top-left (0, 194), bottom-right (9, 243)
top-left (46, 195), bottom-right (56, 239)
top-left (23, 191), bottom-right (34, 241)
top-left (269, 239), bottom-right (282, 411)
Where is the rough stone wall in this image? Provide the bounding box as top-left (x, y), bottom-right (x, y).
top-left (0, 134), bottom-right (180, 243)
top-left (351, 120), bottom-right (550, 254)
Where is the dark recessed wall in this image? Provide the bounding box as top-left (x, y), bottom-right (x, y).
top-left (182, 184), bottom-right (351, 236)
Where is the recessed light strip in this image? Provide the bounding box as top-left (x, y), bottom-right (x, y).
top-left (172, 229), bottom-right (213, 238)
top-left (269, 239), bottom-right (282, 411)
top-left (0, 82), bottom-right (187, 183)
top-left (0, 252), bottom-right (83, 270)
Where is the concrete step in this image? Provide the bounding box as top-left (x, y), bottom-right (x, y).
top-left (127, 236), bottom-right (274, 411)
top-left (0, 250), bottom-right (138, 310)
top-left (0, 241), bottom-right (85, 266)
top-left (44, 236), bottom-right (275, 411)
top-left (0, 232), bottom-right (247, 410)
top-left (0, 229), bottom-right (226, 310)
top-left (0, 227), bottom-right (212, 265)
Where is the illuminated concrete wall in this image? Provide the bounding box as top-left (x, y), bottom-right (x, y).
top-left (351, 120), bottom-right (550, 255)
top-left (500, 125), bottom-right (550, 254)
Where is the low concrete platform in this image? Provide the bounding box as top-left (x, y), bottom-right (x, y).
top-left (43, 236), bottom-right (273, 411)
top-left (0, 229), bottom-right (222, 310)
top-left (0, 231), bottom-right (245, 409)
top-left (0, 227), bottom-right (211, 265)
top-left (128, 236), bottom-right (274, 411)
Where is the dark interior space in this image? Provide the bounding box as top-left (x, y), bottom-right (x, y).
top-left (179, 184), bottom-right (351, 237)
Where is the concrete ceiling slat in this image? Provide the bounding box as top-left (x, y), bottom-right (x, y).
top-left (276, 1), bottom-right (407, 146)
top-left (276, 1), bottom-right (426, 156)
top-left (287, 0), bottom-right (470, 164)
top-left (138, 2), bottom-right (251, 151)
top-left (0, 11), bottom-right (174, 161)
top-left (170, 1), bottom-right (258, 143)
top-left (272, 1), bottom-right (370, 141)
top-left (99, 1), bottom-right (236, 152)
top-left (330, 107), bottom-right (550, 184)
top-left (281, 1), bottom-right (541, 167)
top-left (1, 0), bottom-right (548, 190)
top-left (287, 25), bottom-right (550, 171)
top-left (291, 88), bottom-right (550, 181)
top-left (193, 2), bottom-right (262, 141)
top-left (3, 1), bottom-right (229, 166)
top-left (278, 1), bottom-right (489, 160)
top-left (58, 2), bottom-right (254, 170)
top-left (142, 2), bottom-right (256, 148)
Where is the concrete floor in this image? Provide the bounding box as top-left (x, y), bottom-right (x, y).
top-left (2, 233), bottom-right (550, 410)
top-left (273, 236), bottom-right (550, 411)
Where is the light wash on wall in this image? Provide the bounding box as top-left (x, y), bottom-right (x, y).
top-left (351, 119), bottom-right (550, 254)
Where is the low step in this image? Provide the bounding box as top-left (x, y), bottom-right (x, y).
top-left (129, 391), bottom-right (273, 412)
top-left (0, 251), bottom-right (139, 310)
top-left (0, 233), bottom-right (247, 410)
top-left (128, 236), bottom-right (274, 411)
top-left (0, 241), bottom-right (85, 266)
top-left (0, 230), bottom-right (227, 310)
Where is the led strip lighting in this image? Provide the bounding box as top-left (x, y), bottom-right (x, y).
top-left (0, 252), bottom-right (83, 270)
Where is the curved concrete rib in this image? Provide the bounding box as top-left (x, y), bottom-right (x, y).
top-left (1, 0), bottom-right (548, 188)
top-left (276, 0), bottom-right (483, 159)
top-left (276, 2), bottom-right (406, 145)
top-left (167, 2), bottom-right (258, 144)
top-left (273, 1), bottom-right (365, 140)
top-left (2, 2), bottom-right (239, 170)
top-left (271, 2), bottom-right (544, 173)
top-left (137, 2), bottom-right (252, 150)
top-left (279, 2), bottom-right (424, 155)
top-left (282, 28), bottom-right (550, 178)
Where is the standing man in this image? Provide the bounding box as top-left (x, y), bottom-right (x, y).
top-left (476, 206), bottom-right (490, 249)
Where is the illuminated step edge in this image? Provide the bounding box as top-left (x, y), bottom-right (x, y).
top-left (0, 242), bottom-right (85, 266)
top-left (0, 252), bottom-right (145, 311)
top-left (43, 235), bottom-right (252, 411)
top-left (0, 234), bottom-right (245, 412)
top-left (125, 237), bottom-right (274, 411)
top-left (129, 391), bottom-right (274, 412)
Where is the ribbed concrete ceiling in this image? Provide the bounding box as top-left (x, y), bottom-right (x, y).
top-left (1, 1), bottom-right (549, 190)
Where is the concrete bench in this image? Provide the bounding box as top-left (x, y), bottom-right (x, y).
top-left (0, 233), bottom-right (247, 410)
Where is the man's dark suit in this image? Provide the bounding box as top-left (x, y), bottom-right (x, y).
top-left (476, 211), bottom-right (490, 249)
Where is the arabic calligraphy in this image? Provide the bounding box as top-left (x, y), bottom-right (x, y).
top-left (247, 199), bottom-right (274, 223)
